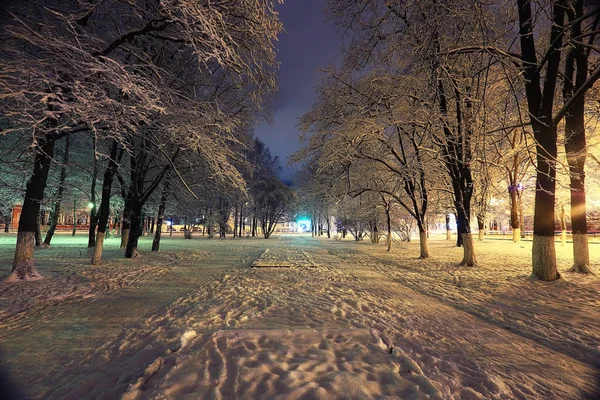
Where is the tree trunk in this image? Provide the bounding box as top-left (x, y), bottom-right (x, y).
top-left (4, 215), bottom-right (11, 233)
top-left (238, 203), bottom-right (244, 237)
top-left (233, 203), bottom-right (238, 238)
top-left (72, 199), bottom-right (77, 236)
top-left (509, 186), bottom-right (521, 243)
top-left (371, 221), bottom-right (379, 244)
top-left (531, 134), bottom-right (559, 280)
top-left (107, 215), bottom-right (113, 238)
top-left (419, 229), bottom-right (429, 259)
top-left (87, 202), bottom-right (97, 246)
top-left (460, 233), bottom-right (476, 266)
top-left (385, 206), bottom-right (392, 251)
top-left (456, 208), bottom-right (475, 265)
top-left (563, 6), bottom-right (592, 273)
top-left (88, 140), bottom-right (99, 248)
top-left (150, 217), bottom-right (155, 234)
top-left (477, 215), bottom-right (485, 242)
top-left (184, 216), bottom-right (193, 239)
top-left (35, 214), bottom-right (42, 247)
top-left (44, 134), bottom-right (70, 246)
top-left (152, 185), bottom-right (168, 252)
top-left (92, 141), bottom-right (120, 265)
top-left (120, 196), bottom-right (132, 248)
top-left (10, 134), bottom-right (56, 281)
top-left (125, 200), bottom-right (143, 258)
top-left (445, 214), bottom-right (451, 240)
top-left (517, 0), bottom-right (563, 281)
top-left (242, 209), bottom-right (246, 237)
top-left (456, 214), bottom-right (463, 248)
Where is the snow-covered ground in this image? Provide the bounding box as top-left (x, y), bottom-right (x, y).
top-left (0, 233), bottom-right (599, 399)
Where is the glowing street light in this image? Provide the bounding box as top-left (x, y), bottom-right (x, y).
top-left (87, 202), bottom-right (95, 209)
top-left (297, 219), bottom-right (311, 233)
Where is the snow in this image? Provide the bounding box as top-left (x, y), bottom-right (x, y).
top-left (0, 233), bottom-right (599, 399)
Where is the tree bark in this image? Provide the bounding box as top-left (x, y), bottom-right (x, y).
top-left (477, 215), bottom-right (485, 242)
top-left (88, 138), bottom-right (99, 248)
top-left (10, 134), bottom-right (55, 281)
top-left (152, 183), bottom-right (169, 252)
top-left (233, 203), bottom-right (238, 238)
top-left (445, 214), bottom-right (451, 240)
top-left (44, 134), bottom-right (70, 246)
top-left (125, 200), bottom-right (143, 258)
top-left (72, 199), bottom-right (77, 236)
top-left (34, 214), bottom-right (42, 247)
top-left (386, 206), bottom-right (392, 251)
top-left (460, 233), bottom-right (477, 266)
top-left (238, 203), bottom-right (243, 236)
top-left (371, 221), bottom-right (379, 244)
top-left (92, 141), bottom-right (120, 265)
top-left (419, 230), bottom-right (430, 259)
top-left (509, 186), bottom-right (521, 243)
top-left (120, 196), bottom-right (132, 248)
top-left (563, 6), bottom-right (592, 273)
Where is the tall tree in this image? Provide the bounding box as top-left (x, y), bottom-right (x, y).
top-left (561, 0), bottom-right (599, 273)
top-left (254, 177), bottom-right (296, 239)
top-left (43, 134), bottom-right (71, 246)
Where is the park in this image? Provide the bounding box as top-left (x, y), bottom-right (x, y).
top-left (2, 0), bottom-right (600, 399)
top-left (0, 232), bottom-right (598, 399)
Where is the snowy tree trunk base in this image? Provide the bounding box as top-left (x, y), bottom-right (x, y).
top-left (532, 235), bottom-right (560, 281)
top-left (446, 229), bottom-right (451, 240)
top-left (419, 231), bottom-right (429, 259)
top-left (459, 233), bottom-right (477, 266)
top-left (8, 232), bottom-right (43, 282)
top-left (91, 232), bottom-right (105, 265)
top-left (120, 229), bottom-right (129, 249)
top-left (386, 235), bottom-right (392, 252)
top-left (567, 234), bottom-right (594, 274)
top-left (478, 230), bottom-right (484, 242)
top-left (512, 228), bottom-right (521, 243)
top-left (561, 230), bottom-right (567, 246)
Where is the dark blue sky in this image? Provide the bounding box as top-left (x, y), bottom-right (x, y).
top-left (254, 0), bottom-right (341, 180)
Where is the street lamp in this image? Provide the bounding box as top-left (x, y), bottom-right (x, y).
top-left (87, 202), bottom-right (95, 209)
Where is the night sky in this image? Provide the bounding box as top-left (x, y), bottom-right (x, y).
top-left (254, 0), bottom-right (341, 181)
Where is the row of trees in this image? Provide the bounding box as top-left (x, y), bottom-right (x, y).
top-left (0, 0), bottom-right (287, 281)
top-left (293, 0), bottom-right (600, 280)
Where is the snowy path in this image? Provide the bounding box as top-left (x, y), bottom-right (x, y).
top-left (1, 234), bottom-right (599, 399)
top-left (0, 235), bottom-right (262, 398)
